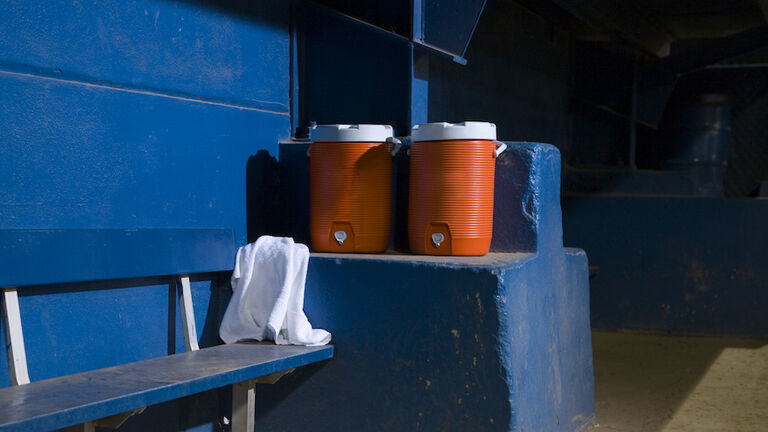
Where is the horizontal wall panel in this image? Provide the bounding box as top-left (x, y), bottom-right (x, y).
top-left (0, 229), bottom-right (235, 287)
top-left (0, 0), bottom-right (289, 110)
top-left (0, 71), bottom-right (289, 245)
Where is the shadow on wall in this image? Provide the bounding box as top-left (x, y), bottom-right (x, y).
top-left (245, 149), bottom-right (312, 244)
top-left (246, 151), bottom-right (281, 243)
top-left (198, 273), bottom-right (233, 349)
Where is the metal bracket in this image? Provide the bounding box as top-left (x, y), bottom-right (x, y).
top-left (63, 407), bottom-right (147, 431)
top-left (231, 379), bottom-right (256, 432)
top-left (61, 422), bottom-right (95, 432)
top-left (254, 368), bottom-right (295, 385)
top-left (2, 287), bottom-right (30, 385)
top-left (95, 407), bottom-right (146, 429)
top-left (178, 275), bottom-right (199, 351)
top-left (231, 369), bottom-right (296, 432)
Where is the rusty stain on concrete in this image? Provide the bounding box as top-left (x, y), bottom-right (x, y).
top-left (476, 291), bottom-right (484, 313)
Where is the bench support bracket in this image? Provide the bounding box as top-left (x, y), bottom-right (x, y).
top-left (2, 287), bottom-right (30, 385)
top-left (62, 422), bottom-right (95, 432)
top-left (231, 368), bottom-right (295, 432)
top-left (254, 368), bottom-right (295, 384)
top-left (178, 275), bottom-right (199, 351)
top-left (93, 407), bottom-right (147, 429)
top-left (232, 379), bottom-right (256, 432)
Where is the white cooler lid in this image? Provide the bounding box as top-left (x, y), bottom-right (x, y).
top-left (310, 124), bottom-right (394, 142)
top-left (412, 121), bottom-right (497, 142)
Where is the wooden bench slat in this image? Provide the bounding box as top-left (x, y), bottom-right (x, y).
top-left (0, 343), bottom-right (333, 431)
top-left (0, 229), bottom-right (235, 288)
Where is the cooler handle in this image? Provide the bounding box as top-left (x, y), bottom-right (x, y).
top-left (387, 136), bottom-right (403, 156)
top-left (307, 139), bottom-right (402, 157)
top-left (493, 141), bottom-right (507, 158)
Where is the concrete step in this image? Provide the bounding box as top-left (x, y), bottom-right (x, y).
top-left (247, 140), bottom-right (596, 431)
top-left (252, 251), bottom-right (594, 432)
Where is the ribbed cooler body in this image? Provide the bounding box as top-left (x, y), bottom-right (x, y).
top-left (408, 140), bottom-right (496, 256)
top-left (310, 141), bottom-right (392, 253)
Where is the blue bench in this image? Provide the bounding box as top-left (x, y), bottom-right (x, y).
top-left (0, 229), bottom-right (333, 431)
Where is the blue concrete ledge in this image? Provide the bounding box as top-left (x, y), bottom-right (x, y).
top-left (250, 141), bottom-right (595, 431)
top-left (252, 251), bottom-right (594, 432)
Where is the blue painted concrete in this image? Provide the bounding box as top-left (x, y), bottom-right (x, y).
top-left (249, 142), bottom-right (594, 431)
top-left (492, 141), bottom-right (563, 253)
top-left (563, 196), bottom-right (768, 336)
top-left (499, 249), bottom-right (594, 432)
top-left (249, 250), bottom-right (593, 431)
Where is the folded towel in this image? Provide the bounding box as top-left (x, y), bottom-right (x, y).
top-left (219, 236), bottom-right (331, 346)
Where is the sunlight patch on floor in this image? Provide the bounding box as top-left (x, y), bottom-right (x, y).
top-left (662, 344), bottom-right (768, 431)
top-left (590, 331), bottom-right (768, 432)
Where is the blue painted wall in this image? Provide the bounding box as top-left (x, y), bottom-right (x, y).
top-left (1, 0), bottom-right (291, 241)
top-left (0, 0), bottom-right (290, 112)
top-left (1, 1), bottom-right (290, 429)
top-left (563, 196), bottom-right (768, 337)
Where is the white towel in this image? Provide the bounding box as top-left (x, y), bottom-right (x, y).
top-left (219, 236), bottom-right (331, 346)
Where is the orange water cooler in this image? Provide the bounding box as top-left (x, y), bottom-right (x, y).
top-left (408, 121), bottom-right (507, 256)
top-left (309, 124), bottom-right (399, 253)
